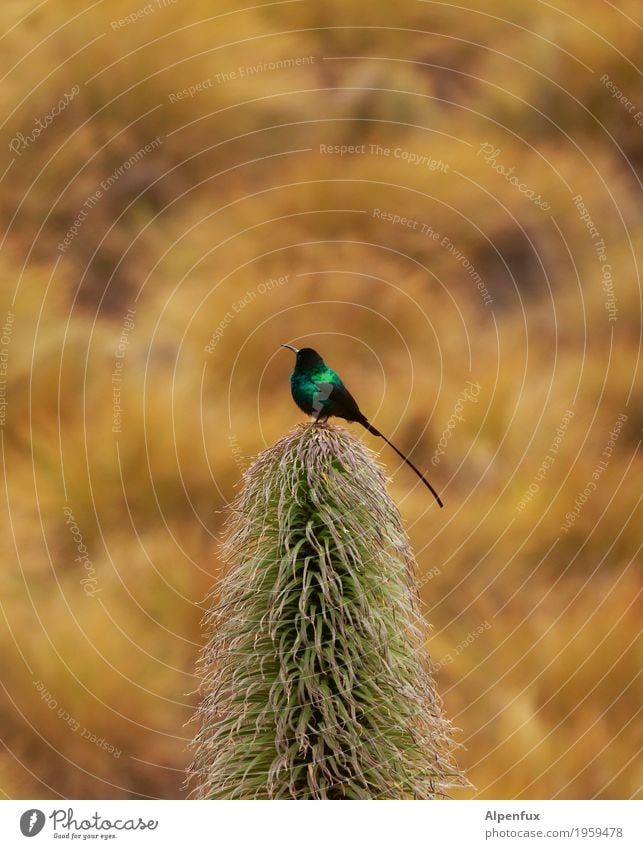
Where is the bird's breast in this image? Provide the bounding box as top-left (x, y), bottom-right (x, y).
top-left (290, 373), bottom-right (317, 413)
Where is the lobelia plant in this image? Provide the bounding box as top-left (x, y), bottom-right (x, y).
top-left (190, 422), bottom-right (462, 799)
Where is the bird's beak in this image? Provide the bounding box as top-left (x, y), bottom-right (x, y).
top-left (281, 344), bottom-right (299, 353)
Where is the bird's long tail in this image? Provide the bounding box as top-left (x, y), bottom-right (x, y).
top-left (363, 421), bottom-right (444, 508)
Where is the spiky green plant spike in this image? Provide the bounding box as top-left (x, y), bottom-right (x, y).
top-left (190, 423), bottom-right (462, 799)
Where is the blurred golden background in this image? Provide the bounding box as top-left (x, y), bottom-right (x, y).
top-left (0, 0), bottom-right (640, 799)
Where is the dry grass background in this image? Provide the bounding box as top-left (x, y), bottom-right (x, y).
top-left (0, 0), bottom-right (640, 799)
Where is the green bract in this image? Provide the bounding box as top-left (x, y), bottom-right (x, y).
top-left (190, 423), bottom-right (461, 799)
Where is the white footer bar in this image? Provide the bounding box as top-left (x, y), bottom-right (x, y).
top-left (0, 799), bottom-right (639, 848)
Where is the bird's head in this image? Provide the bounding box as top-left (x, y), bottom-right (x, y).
top-left (281, 344), bottom-right (325, 371)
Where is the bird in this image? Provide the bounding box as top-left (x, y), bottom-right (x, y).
top-left (281, 344), bottom-right (443, 507)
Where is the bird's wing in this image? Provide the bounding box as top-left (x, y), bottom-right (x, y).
top-left (313, 366), bottom-right (343, 387)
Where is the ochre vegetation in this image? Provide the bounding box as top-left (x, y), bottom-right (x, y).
top-left (0, 1), bottom-right (640, 799)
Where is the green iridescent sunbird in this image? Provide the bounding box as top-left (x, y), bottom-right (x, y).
top-left (281, 344), bottom-right (443, 507)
